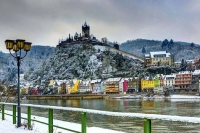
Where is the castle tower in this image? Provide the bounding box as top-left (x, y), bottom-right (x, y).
top-left (82, 21), bottom-right (90, 38)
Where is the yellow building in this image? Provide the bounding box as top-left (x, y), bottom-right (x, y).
top-left (141, 79), bottom-right (154, 92)
top-left (49, 80), bottom-right (55, 87)
top-left (145, 51), bottom-right (172, 67)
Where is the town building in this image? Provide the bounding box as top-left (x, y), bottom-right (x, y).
top-left (191, 70), bottom-right (200, 92)
top-left (141, 78), bottom-right (154, 92)
top-left (127, 78), bottom-right (140, 93)
top-left (103, 78), bottom-right (121, 94)
top-left (78, 80), bottom-right (91, 93)
top-left (144, 51), bottom-right (172, 67)
top-left (159, 74), bottom-right (164, 88)
top-left (174, 71), bottom-right (192, 92)
top-left (119, 78), bottom-right (130, 94)
top-left (91, 79), bottom-right (103, 94)
top-left (56, 80), bottom-right (67, 94)
top-left (154, 75), bottom-right (163, 93)
top-left (163, 74), bottom-right (176, 90)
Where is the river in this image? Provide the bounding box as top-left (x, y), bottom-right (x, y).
top-left (6, 98), bottom-right (200, 133)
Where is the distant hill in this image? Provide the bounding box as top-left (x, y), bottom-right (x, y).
top-left (120, 39), bottom-right (200, 61)
top-left (1, 38), bottom-right (200, 82)
top-left (0, 45), bottom-right (55, 82)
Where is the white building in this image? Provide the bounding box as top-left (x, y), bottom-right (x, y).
top-left (164, 74), bottom-right (176, 90)
top-left (91, 79), bottom-right (102, 94)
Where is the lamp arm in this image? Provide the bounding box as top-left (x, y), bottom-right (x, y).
top-left (9, 50), bottom-right (17, 59)
top-left (20, 51), bottom-right (28, 59)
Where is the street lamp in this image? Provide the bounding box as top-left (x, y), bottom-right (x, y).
top-left (5, 39), bottom-right (31, 127)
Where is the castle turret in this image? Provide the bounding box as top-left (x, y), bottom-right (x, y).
top-left (82, 21), bottom-right (90, 38)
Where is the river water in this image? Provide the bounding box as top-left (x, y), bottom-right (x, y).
top-left (7, 98), bottom-right (200, 133)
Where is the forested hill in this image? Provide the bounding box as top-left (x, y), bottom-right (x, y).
top-left (0, 45), bottom-right (55, 82)
top-left (120, 39), bottom-right (200, 61)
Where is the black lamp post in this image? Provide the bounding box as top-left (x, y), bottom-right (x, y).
top-left (5, 39), bottom-right (31, 127)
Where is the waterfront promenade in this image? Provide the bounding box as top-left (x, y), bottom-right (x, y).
top-left (0, 110), bottom-right (125, 133)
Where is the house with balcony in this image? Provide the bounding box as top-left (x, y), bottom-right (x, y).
top-left (103, 78), bottom-right (121, 94)
top-left (174, 71), bottom-right (192, 92)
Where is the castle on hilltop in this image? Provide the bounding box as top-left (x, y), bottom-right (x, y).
top-left (57, 22), bottom-right (119, 49)
top-left (57, 22), bottom-right (97, 46)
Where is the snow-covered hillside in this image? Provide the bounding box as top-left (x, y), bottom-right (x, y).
top-left (27, 43), bottom-right (144, 81)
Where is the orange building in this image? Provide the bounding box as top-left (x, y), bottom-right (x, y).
top-left (104, 78), bottom-right (121, 94)
top-left (174, 72), bottom-right (192, 92)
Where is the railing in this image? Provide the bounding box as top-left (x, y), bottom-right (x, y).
top-left (1, 102), bottom-right (200, 133)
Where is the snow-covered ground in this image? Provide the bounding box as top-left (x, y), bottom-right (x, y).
top-left (0, 110), bottom-right (125, 133)
top-left (168, 94), bottom-right (200, 99)
top-left (168, 94), bottom-right (200, 102)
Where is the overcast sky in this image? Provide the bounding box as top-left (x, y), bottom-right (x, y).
top-left (0, 0), bottom-right (200, 52)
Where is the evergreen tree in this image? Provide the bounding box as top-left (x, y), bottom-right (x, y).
top-left (169, 39), bottom-right (174, 44)
top-left (168, 39), bottom-right (174, 49)
top-left (161, 39), bottom-right (169, 49)
top-left (191, 42), bottom-right (194, 47)
top-left (142, 47), bottom-right (146, 54)
top-left (180, 59), bottom-right (187, 71)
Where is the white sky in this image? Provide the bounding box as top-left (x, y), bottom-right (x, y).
top-left (1, 0), bottom-right (200, 53)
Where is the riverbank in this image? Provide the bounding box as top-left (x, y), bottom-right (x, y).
top-left (1, 93), bottom-right (199, 101)
top-left (113, 94), bottom-right (200, 100)
top-left (24, 94), bottom-right (129, 100)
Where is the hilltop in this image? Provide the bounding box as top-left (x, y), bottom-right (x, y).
top-left (120, 39), bottom-right (200, 61)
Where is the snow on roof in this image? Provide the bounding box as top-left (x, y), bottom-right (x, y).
top-left (192, 70), bottom-right (200, 75)
top-left (55, 80), bottom-right (66, 86)
top-left (177, 71), bottom-right (192, 75)
top-left (105, 77), bottom-right (121, 82)
top-left (186, 60), bottom-right (194, 63)
top-left (164, 74), bottom-right (176, 80)
top-left (91, 79), bottom-right (101, 83)
top-left (142, 76), bottom-right (154, 80)
top-left (165, 74), bottom-right (176, 78)
top-left (174, 61), bottom-right (181, 64)
top-left (120, 77), bottom-right (133, 82)
top-left (80, 80), bottom-right (91, 86)
top-left (150, 51), bottom-right (170, 58)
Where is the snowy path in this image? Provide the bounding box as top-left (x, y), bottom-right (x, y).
top-left (0, 110), bottom-right (125, 133)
